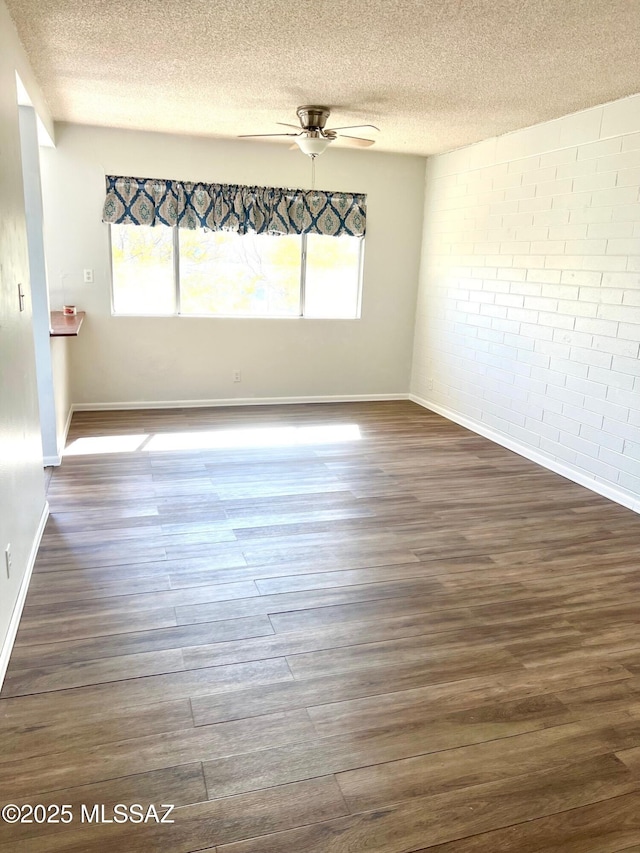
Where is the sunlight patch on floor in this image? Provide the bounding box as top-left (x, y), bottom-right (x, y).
top-left (63, 434), bottom-right (149, 455)
top-left (64, 424), bottom-right (362, 455)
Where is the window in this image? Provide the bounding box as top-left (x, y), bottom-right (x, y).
top-left (111, 224), bottom-right (175, 316)
top-left (110, 225), bottom-right (363, 318)
top-left (179, 230), bottom-right (301, 317)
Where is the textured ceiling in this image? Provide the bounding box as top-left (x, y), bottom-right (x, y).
top-left (6, 0), bottom-right (640, 156)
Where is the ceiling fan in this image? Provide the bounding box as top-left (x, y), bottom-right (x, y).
top-left (238, 105), bottom-right (379, 157)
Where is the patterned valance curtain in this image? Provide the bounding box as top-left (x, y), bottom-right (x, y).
top-left (102, 175), bottom-right (366, 237)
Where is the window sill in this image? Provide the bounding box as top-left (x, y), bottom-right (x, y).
top-left (110, 312), bottom-right (360, 320)
top-left (50, 311), bottom-right (86, 337)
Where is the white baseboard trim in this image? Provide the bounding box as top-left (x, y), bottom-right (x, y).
top-left (409, 394), bottom-right (640, 515)
top-left (43, 454), bottom-right (61, 466)
top-left (71, 393), bottom-right (408, 411)
top-left (0, 501), bottom-right (49, 690)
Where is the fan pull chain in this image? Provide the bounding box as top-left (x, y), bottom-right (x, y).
top-left (311, 155), bottom-right (316, 190)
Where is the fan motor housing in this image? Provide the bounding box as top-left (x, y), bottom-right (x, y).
top-left (297, 106), bottom-right (330, 130)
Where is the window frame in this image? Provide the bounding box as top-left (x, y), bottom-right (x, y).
top-left (108, 225), bottom-right (364, 320)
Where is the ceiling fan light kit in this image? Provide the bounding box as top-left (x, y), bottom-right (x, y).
top-left (296, 135), bottom-right (332, 157)
top-left (238, 105), bottom-right (379, 157)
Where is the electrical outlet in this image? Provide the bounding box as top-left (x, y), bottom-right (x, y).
top-left (233, 370), bottom-right (241, 383)
top-left (83, 269), bottom-right (94, 283)
top-left (427, 378), bottom-right (434, 391)
top-left (4, 544), bottom-right (11, 579)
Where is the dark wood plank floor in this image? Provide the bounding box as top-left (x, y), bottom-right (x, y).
top-left (2, 400), bottom-right (640, 852)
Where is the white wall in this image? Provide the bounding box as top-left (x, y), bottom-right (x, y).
top-left (40, 124), bottom-right (425, 406)
top-left (51, 336), bottom-right (71, 456)
top-left (0, 0), bottom-right (49, 677)
top-left (412, 94), bottom-right (640, 510)
top-left (19, 104), bottom-right (60, 464)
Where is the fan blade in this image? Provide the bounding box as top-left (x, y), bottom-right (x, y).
top-left (238, 132), bottom-right (300, 138)
top-left (277, 122), bottom-right (303, 130)
top-left (327, 124), bottom-right (380, 132)
top-left (337, 134), bottom-right (375, 147)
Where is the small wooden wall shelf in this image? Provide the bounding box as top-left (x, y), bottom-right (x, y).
top-left (50, 311), bottom-right (85, 337)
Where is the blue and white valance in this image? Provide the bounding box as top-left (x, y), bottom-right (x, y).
top-left (102, 175), bottom-right (366, 237)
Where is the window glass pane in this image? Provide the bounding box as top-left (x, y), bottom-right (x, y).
top-left (304, 235), bottom-right (362, 319)
top-left (111, 224), bottom-right (175, 315)
top-left (179, 230), bottom-right (301, 317)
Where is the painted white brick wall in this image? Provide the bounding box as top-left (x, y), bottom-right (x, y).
top-left (411, 94), bottom-right (640, 510)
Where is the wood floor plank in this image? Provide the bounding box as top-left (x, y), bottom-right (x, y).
top-left (0, 698), bottom-right (195, 763)
top-left (1, 648), bottom-right (187, 696)
top-left (26, 571), bottom-right (174, 604)
top-left (182, 612), bottom-right (573, 672)
top-left (202, 693), bottom-right (573, 798)
top-left (0, 657), bottom-right (293, 715)
top-left (411, 792), bottom-right (640, 852)
top-left (39, 524), bottom-right (165, 547)
top-left (0, 709), bottom-right (315, 800)
top-left (253, 561), bottom-right (462, 594)
top-left (337, 716), bottom-right (640, 811)
top-left (215, 755), bottom-right (640, 853)
top-left (267, 588), bottom-right (538, 633)
top-left (21, 579), bottom-right (260, 617)
top-left (44, 505), bottom-right (160, 528)
top-left (7, 615), bottom-right (275, 669)
top-left (241, 541), bottom-right (419, 569)
top-left (168, 553), bottom-right (425, 589)
top-left (191, 659), bottom-right (632, 727)
top-left (0, 763), bottom-right (208, 845)
top-left (175, 577), bottom-right (465, 626)
top-left (29, 548), bottom-right (248, 577)
top-left (556, 681), bottom-right (640, 719)
top-left (11, 607), bottom-right (178, 646)
top-left (617, 745), bottom-right (640, 776)
top-left (285, 635), bottom-right (522, 681)
top-left (0, 776), bottom-right (348, 853)
top-left (30, 543), bottom-right (169, 570)
top-left (306, 665), bottom-right (635, 739)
